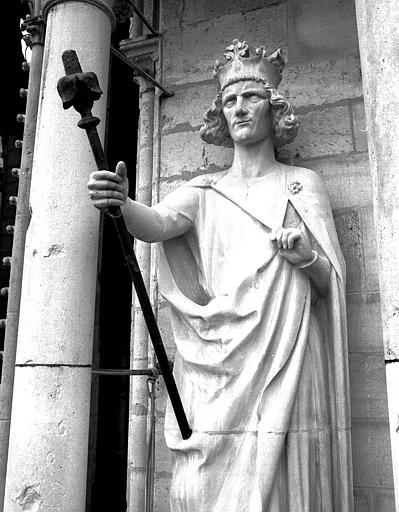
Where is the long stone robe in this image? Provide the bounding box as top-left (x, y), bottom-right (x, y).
top-left (154, 165), bottom-right (353, 512)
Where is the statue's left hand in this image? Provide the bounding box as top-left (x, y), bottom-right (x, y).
top-left (270, 227), bottom-right (314, 267)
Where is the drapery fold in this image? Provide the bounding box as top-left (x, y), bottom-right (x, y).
top-left (155, 166), bottom-right (353, 512)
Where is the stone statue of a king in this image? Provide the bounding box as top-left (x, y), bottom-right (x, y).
top-left (88, 39), bottom-right (353, 512)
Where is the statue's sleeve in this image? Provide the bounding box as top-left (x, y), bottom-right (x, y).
top-left (152, 182), bottom-right (201, 240)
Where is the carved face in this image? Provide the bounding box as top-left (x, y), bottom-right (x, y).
top-left (221, 80), bottom-right (271, 146)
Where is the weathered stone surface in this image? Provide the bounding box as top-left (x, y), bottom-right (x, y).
top-left (128, 81), bottom-right (156, 512)
top-left (352, 100), bottom-right (368, 152)
top-left (280, 105), bottom-right (353, 161)
top-left (161, 0), bottom-right (282, 30)
top-left (157, 303), bottom-right (175, 354)
top-left (154, 415), bottom-right (172, 472)
top-left (284, 56), bottom-right (363, 109)
top-left (5, 367), bottom-right (92, 511)
top-left (301, 154), bottom-right (371, 209)
top-left (354, 488), bottom-right (372, 512)
top-left (352, 419), bottom-right (394, 488)
top-left (385, 362), bottom-right (399, 506)
top-left (161, 131), bottom-right (232, 179)
top-left (163, 4), bottom-right (287, 85)
top-left (158, 178), bottom-right (188, 202)
top-left (138, 301), bottom-right (172, 486)
top-left (352, 487), bottom-right (395, 512)
top-left (155, 373), bottom-right (168, 421)
top-left (356, 0), bottom-right (399, 365)
top-left (333, 205), bottom-right (378, 292)
top-left (154, 475), bottom-right (172, 512)
top-left (287, 0), bottom-right (359, 63)
top-left (333, 204), bottom-right (378, 293)
top-left (346, 292), bottom-right (383, 354)
top-left (360, 204), bottom-right (379, 292)
top-left (374, 488), bottom-right (396, 511)
top-left (333, 207), bottom-right (366, 293)
top-left (349, 353), bottom-right (389, 419)
top-left (161, 82), bottom-right (218, 134)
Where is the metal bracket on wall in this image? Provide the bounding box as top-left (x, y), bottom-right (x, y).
top-left (110, 46), bottom-right (174, 98)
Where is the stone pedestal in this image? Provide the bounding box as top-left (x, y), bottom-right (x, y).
top-left (355, 0), bottom-right (399, 508)
top-left (3, 1), bottom-right (113, 510)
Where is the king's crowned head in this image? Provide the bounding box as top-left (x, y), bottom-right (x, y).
top-left (213, 39), bottom-right (285, 92)
top-left (201, 39), bottom-right (298, 148)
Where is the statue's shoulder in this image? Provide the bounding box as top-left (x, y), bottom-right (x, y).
top-left (284, 164), bottom-right (327, 196)
top-left (184, 170), bottom-right (227, 189)
top-left (285, 164), bottom-right (322, 185)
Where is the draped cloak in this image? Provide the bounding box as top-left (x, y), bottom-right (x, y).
top-left (154, 165), bottom-right (353, 512)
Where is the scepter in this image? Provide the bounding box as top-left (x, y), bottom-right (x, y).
top-left (57, 50), bottom-right (192, 440)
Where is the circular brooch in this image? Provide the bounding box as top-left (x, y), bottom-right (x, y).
top-left (287, 180), bottom-right (303, 194)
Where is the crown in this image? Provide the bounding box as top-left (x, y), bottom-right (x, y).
top-left (213, 39), bottom-right (285, 91)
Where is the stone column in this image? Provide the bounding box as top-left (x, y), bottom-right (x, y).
top-left (127, 76), bottom-right (156, 512)
top-left (130, 0), bottom-right (144, 38)
top-left (355, 1), bottom-right (399, 508)
top-left (3, 1), bottom-right (114, 510)
top-left (0, 4), bottom-right (45, 508)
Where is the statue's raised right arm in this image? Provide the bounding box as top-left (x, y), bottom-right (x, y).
top-left (87, 161), bottom-right (191, 242)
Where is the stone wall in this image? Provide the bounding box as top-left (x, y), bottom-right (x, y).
top-left (152, 0), bottom-right (395, 509)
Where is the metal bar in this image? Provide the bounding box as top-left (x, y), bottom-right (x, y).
top-left (110, 46), bottom-right (173, 98)
top-left (111, 218), bottom-right (192, 440)
top-left (146, 378), bottom-right (156, 512)
top-left (92, 368), bottom-right (158, 376)
top-left (129, 1), bottom-right (159, 36)
top-left (58, 50), bottom-right (190, 440)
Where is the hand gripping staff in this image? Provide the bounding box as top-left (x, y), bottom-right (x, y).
top-left (57, 50), bottom-right (192, 440)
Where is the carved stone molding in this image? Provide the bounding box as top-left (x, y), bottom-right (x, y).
top-left (42, 0), bottom-right (116, 28)
top-left (21, 14), bottom-right (46, 47)
top-left (119, 37), bottom-right (159, 77)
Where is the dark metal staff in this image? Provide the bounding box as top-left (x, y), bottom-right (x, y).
top-left (57, 49), bottom-right (192, 440)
